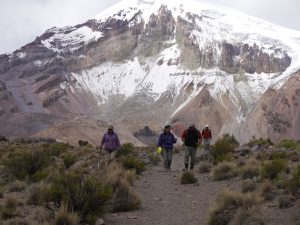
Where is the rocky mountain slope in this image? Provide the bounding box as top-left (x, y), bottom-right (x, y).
top-left (1, 0), bottom-right (300, 144)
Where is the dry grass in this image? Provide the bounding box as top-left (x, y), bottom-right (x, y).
top-left (260, 180), bottom-right (276, 201)
top-left (208, 190), bottom-right (261, 225)
top-left (240, 159), bottom-right (260, 179)
top-left (278, 195), bottom-right (294, 209)
top-left (53, 204), bottom-right (79, 225)
top-left (229, 208), bottom-right (264, 225)
top-left (180, 171), bottom-right (198, 184)
top-left (8, 180), bottom-right (26, 192)
top-left (199, 162), bottom-right (212, 174)
top-left (212, 162), bottom-right (238, 181)
top-left (241, 182), bottom-right (256, 193)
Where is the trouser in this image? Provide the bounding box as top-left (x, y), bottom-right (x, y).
top-left (184, 146), bottom-right (197, 169)
top-left (104, 150), bottom-right (117, 162)
top-left (162, 148), bottom-right (173, 169)
top-left (203, 139), bottom-right (211, 152)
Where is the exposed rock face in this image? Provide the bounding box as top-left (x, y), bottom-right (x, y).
top-left (0, 1), bottom-right (299, 144)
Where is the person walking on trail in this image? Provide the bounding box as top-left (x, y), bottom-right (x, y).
top-left (99, 125), bottom-right (120, 163)
top-left (181, 123), bottom-right (202, 171)
top-left (202, 125), bottom-right (212, 152)
top-left (157, 125), bottom-right (177, 170)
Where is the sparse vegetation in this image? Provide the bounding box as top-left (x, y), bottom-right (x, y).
top-left (260, 180), bottom-right (276, 201)
top-left (286, 164), bottom-right (300, 196)
top-left (278, 195), bottom-right (294, 209)
top-left (180, 171), bottom-right (198, 184)
top-left (212, 162), bottom-right (238, 181)
top-left (211, 134), bottom-right (239, 164)
top-left (199, 161), bottom-right (212, 173)
top-left (78, 140), bottom-right (89, 147)
top-left (277, 139), bottom-right (300, 149)
top-left (116, 143), bottom-right (135, 158)
top-left (208, 190), bottom-right (261, 225)
top-left (241, 182), bottom-right (256, 193)
top-left (120, 156), bottom-right (145, 175)
top-left (240, 160), bottom-right (261, 179)
top-left (148, 152), bottom-right (161, 165)
top-left (62, 153), bottom-right (77, 169)
top-left (260, 159), bottom-right (287, 180)
top-left (8, 180), bottom-right (26, 192)
top-left (53, 204), bottom-right (79, 225)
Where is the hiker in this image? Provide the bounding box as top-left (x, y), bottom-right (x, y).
top-left (99, 125), bottom-right (120, 163)
top-left (157, 125), bottom-right (177, 170)
top-left (181, 123), bottom-right (202, 170)
top-left (202, 125), bottom-right (212, 152)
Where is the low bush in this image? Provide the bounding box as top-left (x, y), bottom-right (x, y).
top-left (78, 140), bottom-right (89, 147)
top-left (260, 159), bottom-right (287, 180)
top-left (62, 153), bottom-right (77, 169)
top-left (260, 180), bottom-right (276, 201)
top-left (212, 162), bottom-right (238, 181)
top-left (148, 153), bottom-right (161, 166)
top-left (199, 161), bottom-right (212, 173)
top-left (287, 164), bottom-right (300, 196)
top-left (240, 162), bottom-right (260, 179)
top-left (1, 195), bottom-right (22, 220)
top-left (208, 190), bottom-right (260, 225)
top-left (180, 171), bottom-right (197, 184)
top-left (116, 143), bottom-right (135, 158)
top-left (241, 182), bottom-right (256, 193)
top-left (120, 156), bottom-right (145, 175)
top-left (53, 204), bottom-right (79, 225)
top-left (8, 180), bottom-right (26, 192)
top-left (229, 208), bottom-right (264, 225)
top-left (278, 195), bottom-right (294, 209)
top-left (46, 170), bottom-right (112, 224)
top-left (211, 134), bottom-right (239, 164)
top-left (277, 139), bottom-right (299, 149)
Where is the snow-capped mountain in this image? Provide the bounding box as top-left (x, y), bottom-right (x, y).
top-left (1, 0), bottom-right (300, 145)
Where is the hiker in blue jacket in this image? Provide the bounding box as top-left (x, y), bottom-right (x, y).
top-left (157, 125), bottom-right (177, 170)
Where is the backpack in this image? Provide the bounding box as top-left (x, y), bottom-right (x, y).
top-left (185, 128), bottom-right (199, 147)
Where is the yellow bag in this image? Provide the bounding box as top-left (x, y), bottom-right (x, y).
top-left (156, 147), bottom-right (162, 155)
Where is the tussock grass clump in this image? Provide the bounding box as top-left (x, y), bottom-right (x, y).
top-left (53, 204), bottom-right (79, 225)
top-left (278, 195), bottom-right (294, 209)
top-left (260, 159), bottom-right (287, 180)
top-left (148, 152), bottom-right (161, 165)
top-left (211, 134), bottom-right (239, 164)
top-left (260, 180), bottom-right (276, 201)
top-left (208, 190), bottom-right (261, 225)
top-left (287, 164), bottom-right (300, 196)
top-left (116, 143), bottom-right (135, 158)
top-left (212, 162), bottom-right (238, 181)
top-left (26, 184), bottom-right (49, 206)
top-left (277, 139), bottom-right (300, 149)
top-left (229, 208), bottom-right (264, 225)
top-left (120, 156), bottom-right (145, 175)
top-left (8, 180), bottom-right (26, 192)
top-left (1, 195), bottom-right (22, 220)
top-left (241, 182), bottom-right (256, 193)
top-left (199, 161), bottom-right (212, 174)
top-left (180, 171), bottom-right (198, 184)
top-left (240, 160), bottom-right (260, 179)
top-left (78, 140), bottom-right (89, 146)
top-left (62, 153), bottom-right (77, 169)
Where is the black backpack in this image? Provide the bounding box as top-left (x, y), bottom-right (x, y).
top-left (185, 128), bottom-right (199, 147)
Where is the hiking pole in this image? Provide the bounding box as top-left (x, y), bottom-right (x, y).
top-left (97, 146), bottom-right (102, 169)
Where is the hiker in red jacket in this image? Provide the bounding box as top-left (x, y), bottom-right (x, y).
top-left (202, 125), bottom-right (212, 152)
top-left (181, 123), bottom-right (202, 170)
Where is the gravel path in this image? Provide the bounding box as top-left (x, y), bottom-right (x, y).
top-left (105, 151), bottom-right (240, 225)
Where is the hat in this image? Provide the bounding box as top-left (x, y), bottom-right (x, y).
top-left (188, 123), bottom-right (195, 128)
top-left (108, 125), bottom-right (114, 130)
top-left (164, 125), bottom-right (171, 129)
top-left (205, 124), bottom-right (209, 127)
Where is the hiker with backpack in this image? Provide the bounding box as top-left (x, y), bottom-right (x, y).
top-left (157, 125), bottom-right (177, 170)
top-left (99, 125), bottom-right (120, 163)
top-left (181, 123), bottom-right (202, 170)
top-left (202, 125), bottom-right (212, 152)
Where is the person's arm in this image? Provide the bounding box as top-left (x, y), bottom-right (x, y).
top-left (157, 134), bottom-right (162, 147)
top-left (172, 134), bottom-right (177, 143)
top-left (209, 130), bottom-right (212, 139)
top-left (116, 134), bottom-right (120, 149)
top-left (181, 130), bottom-right (187, 142)
top-left (100, 135), bottom-right (105, 150)
top-left (197, 130), bottom-right (202, 145)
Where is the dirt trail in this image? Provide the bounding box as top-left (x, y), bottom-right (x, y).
top-left (105, 151), bottom-right (240, 225)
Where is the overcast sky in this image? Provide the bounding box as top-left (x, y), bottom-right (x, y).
top-left (0, 0), bottom-right (299, 54)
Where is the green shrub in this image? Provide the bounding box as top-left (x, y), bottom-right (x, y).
top-left (211, 134), bottom-right (239, 164)
top-left (4, 148), bottom-right (52, 180)
top-left (148, 153), bottom-right (161, 166)
top-left (30, 169), bottom-right (49, 183)
top-left (260, 159), bottom-right (287, 180)
top-left (116, 143), bottom-right (135, 158)
top-left (62, 153), bottom-right (77, 169)
top-left (78, 140), bottom-right (89, 147)
top-left (46, 170), bottom-right (112, 223)
top-left (277, 139), bottom-right (299, 149)
top-left (268, 151), bottom-right (288, 160)
top-left (287, 164), bottom-right (300, 196)
top-left (43, 143), bottom-right (69, 156)
top-left (27, 184), bottom-right (49, 206)
top-left (241, 162), bottom-right (260, 179)
top-left (121, 156), bottom-right (145, 175)
top-left (246, 138), bottom-right (273, 148)
top-left (212, 162), bottom-right (238, 181)
top-left (180, 171), bottom-right (197, 184)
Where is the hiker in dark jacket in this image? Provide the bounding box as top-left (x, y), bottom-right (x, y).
top-left (181, 123), bottom-right (202, 170)
top-left (157, 125), bottom-right (177, 170)
top-left (202, 125), bottom-right (212, 152)
top-left (100, 125), bottom-right (120, 163)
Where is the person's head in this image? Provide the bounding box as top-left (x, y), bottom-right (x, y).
top-left (188, 123), bottom-right (195, 130)
top-left (164, 125), bottom-right (171, 133)
top-left (107, 125), bottom-right (114, 133)
top-left (205, 124), bottom-right (209, 129)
